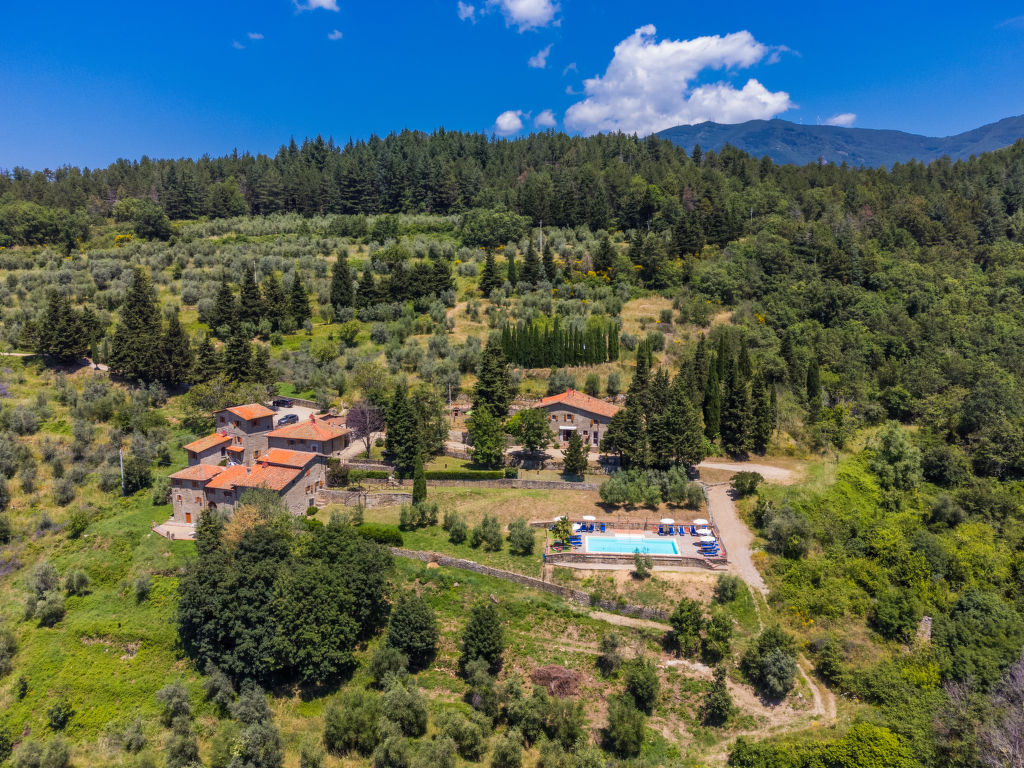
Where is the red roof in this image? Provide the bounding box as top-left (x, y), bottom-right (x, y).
top-left (169, 464), bottom-right (225, 482)
top-left (261, 448), bottom-right (318, 468)
top-left (225, 445), bottom-right (245, 453)
top-left (234, 464), bottom-right (302, 492)
top-left (218, 403), bottom-right (275, 421)
top-left (183, 433), bottom-right (231, 453)
top-left (205, 465), bottom-right (250, 491)
top-left (536, 389), bottom-right (621, 419)
top-left (268, 419), bottom-right (346, 442)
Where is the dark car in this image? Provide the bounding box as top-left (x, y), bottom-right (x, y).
top-left (277, 414), bottom-right (299, 426)
top-left (272, 398), bottom-right (293, 408)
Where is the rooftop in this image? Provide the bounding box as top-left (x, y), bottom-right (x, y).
top-left (268, 418), bottom-right (347, 442)
top-left (261, 448), bottom-right (318, 468)
top-left (205, 465), bottom-right (250, 491)
top-left (536, 389), bottom-right (621, 419)
top-left (169, 464), bottom-right (225, 483)
top-left (217, 403), bottom-right (276, 421)
top-left (183, 433), bottom-right (231, 454)
top-left (234, 464), bottom-right (302, 492)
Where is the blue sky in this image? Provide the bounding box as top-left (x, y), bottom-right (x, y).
top-left (2, 0), bottom-right (1023, 169)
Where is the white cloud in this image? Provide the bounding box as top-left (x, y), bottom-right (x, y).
top-left (535, 109), bottom-right (557, 128)
top-left (564, 25), bottom-right (793, 136)
top-left (328, 29), bottom-right (343, 40)
top-left (494, 110), bottom-right (525, 136)
top-left (562, 62), bottom-right (577, 75)
top-left (457, 1), bottom-right (476, 21)
top-left (997, 14), bottom-right (1024, 28)
top-left (248, 32), bottom-right (264, 40)
top-left (232, 40), bottom-right (245, 49)
top-left (825, 112), bottom-right (856, 127)
top-left (528, 44), bottom-right (552, 69)
top-left (294, 0), bottom-right (339, 11)
top-left (487, 0), bottom-right (559, 31)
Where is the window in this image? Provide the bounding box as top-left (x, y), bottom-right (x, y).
top-left (176, 494), bottom-right (182, 503)
top-left (219, 416), bottom-right (225, 424)
top-left (194, 496), bottom-right (201, 504)
top-left (254, 450), bottom-right (260, 458)
top-left (550, 414), bottom-right (556, 421)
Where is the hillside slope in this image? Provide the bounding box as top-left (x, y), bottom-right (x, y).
top-left (655, 115), bottom-right (1024, 167)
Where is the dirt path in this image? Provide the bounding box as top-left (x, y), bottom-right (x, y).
top-left (704, 484), bottom-right (768, 596)
top-left (698, 460), bottom-right (799, 484)
top-left (587, 610), bottom-right (668, 632)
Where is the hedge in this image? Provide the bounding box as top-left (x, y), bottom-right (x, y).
top-left (349, 469), bottom-right (390, 481)
top-left (423, 469), bottom-right (505, 480)
top-left (356, 524), bottom-right (404, 547)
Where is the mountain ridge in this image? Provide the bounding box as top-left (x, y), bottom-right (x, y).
top-left (655, 115), bottom-right (1024, 167)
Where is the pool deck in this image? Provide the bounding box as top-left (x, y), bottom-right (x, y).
top-left (544, 524), bottom-right (727, 569)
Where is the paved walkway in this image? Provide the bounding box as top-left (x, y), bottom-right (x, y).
top-left (153, 521), bottom-right (196, 541)
top-left (703, 483), bottom-right (767, 595)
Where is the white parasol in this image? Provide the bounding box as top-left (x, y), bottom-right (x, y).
top-left (692, 518), bottom-right (709, 526)
top-left (699, 535), bottom-right (717, 543)
top-left (659, 518), bottom-right (675, 524)
top-left (583, 515), bottom-right (596, 521)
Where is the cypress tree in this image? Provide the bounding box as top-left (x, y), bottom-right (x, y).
top-left (412, 451), bottom-right (426, 504)
top-left (593, 232), bottom-right (616, 273)
top-left (715, 334), bottom-right (728, 381)
top-left (238, 263), bottom-right (262, 326)
top-left (542, 240), bottom-right (556, 281)
top-left (356, 269), bottom-right (377, 309)
top-left (806, 358), bottom-right (821, 422)
top-left (162, 309), bottom-right (194, 385)
top-left (506, 251), bottom-right (518, 288)
top-left (522, 241), bottom-right (542, 285)
top-left (751, 371), bottom-right (772, 454)
top-left (194, 335), bottom-right (222, 382)
top-left (460, 602), bottom-right (504, 675)
top-left (607, 324), bottom-right (620, 362)
top-left (479, 251), bottom-right (501, 295)
top-left (210, 277), bottom-right (237, 335)
top-left (260, 273), bottom-right (288, 328)
top-left (289, 274), bottom-right (311, 326)
top-left (562, 430), bottom-right (588, 476)
top-left (473, 340), bottom-right (515, 418)
top-left (223, 325), bottom-right (252, 382)
top-left (330, 252), bottom-right (354, 313)
top-left (386, 383), bottom-right (419, 476)
top-left (108, 267), bottom-right (166, 383)
top-left (703, 363), bottom-right (721, 440)
top-left (720, 356), bottom-right (751, 456)
top-left (250, 343), bottom-right (274, 386)
top-left (737, 340), bottom-right (753, 382)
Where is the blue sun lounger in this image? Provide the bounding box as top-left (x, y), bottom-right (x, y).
top-left (657, 525), bottom-right (665, 536)
top-left (599, 523), bottom-right (606, 533)
top-left (667, 525), bottom-right (675, 535)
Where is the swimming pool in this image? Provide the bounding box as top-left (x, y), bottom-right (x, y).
top-left (585, 535), bottom-right (679, 555)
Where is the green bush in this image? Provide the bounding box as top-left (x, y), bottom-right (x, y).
top-left (702, 667), bottom-right (732, 726)
top-left (470, 514), bottom-right (503, 551)
top-left (349, 469), bottom-right (389, 481)
top-left (324, 688), bottom-right (380, 756)
top-left (623, 657), bottom-right (659, 714)
top-left (369, 645), bottom-right (409, 688)
top-left (503, 467), bottom-right (518, 478)
top-left (436, 711), bottom-right (487, 761)
top-left (506, 518), bottom-right (535, 555)
top-left (380, 680), bottom-right (428, 737)
top-left (741, 626), bottom-right (798, 699)
top-left (731, 471), bottom-right (763, 497)
top-left (713, 574), bottom-right (741, 603)
top-left (64, 509), bottom-right (89, 539)
top-left (386, 594), bottom-right (438, 671)
top-left (46, 700), bottom-right (73, 731)
top-left (603, 696), bottom-right (645, 758)
top-left (356, 524), bottom-right (403, 547)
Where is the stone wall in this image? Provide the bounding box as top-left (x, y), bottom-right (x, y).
top-left (390, 548), bottom-right (669, 621)
top-left (317, 489), bottom-right (412, 507)
top-left (543, 551), bottom-right (726, 570)
top-left (390, 477), bottom-right (599, 492)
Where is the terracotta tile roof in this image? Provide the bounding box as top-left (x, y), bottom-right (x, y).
top-left (205, 465), bottom-right (250, 491)
top-left (225, 445), bottom-right (245, 453)
top-left (261, 448), bottom-right (318, 468)
top-left (183, 433), bottom-right (231, 453)
top-left (234, 465), bottom-right (302, 492)
top-left (536, 389), bottom-right (621, 419)
top-left (267, 419), bottom-right (347, 441)
top-left (218, 403), bottom-right (275, 421)
top-left (169, 464), bottom-right (225, 482)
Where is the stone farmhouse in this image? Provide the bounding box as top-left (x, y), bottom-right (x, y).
top-left (169, 404), bottom-right (350, 528)
top-left (535, 389), bottom-right (621, 450)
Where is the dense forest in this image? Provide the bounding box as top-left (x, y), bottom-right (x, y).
top-left (2, 129), bottom-right (1024, 768)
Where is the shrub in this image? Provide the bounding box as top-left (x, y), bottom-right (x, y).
top-left (632, 550), bottom-right (652, 579)
top-left (356, 524), bottom-right (403, 547)
top-left (326, 464), bottom-right (350, 487)
top-left (870, 589), bottom-right (922, 641)
top-left (46, 700), bottom-right (73, 730)
top-left (469, 514), bottom-right (502, 551)
top-left (151, 476), bottom-right (171, 506)
top-left (64, 569), bottom-right (90, 596)
top-left (324, 688), bottom-right (380, 756)
top-left (369, 645), bottom-right (409, 688)
top-left (741, 626), bottom-right (798, 699)
top-left (155, 681), bottom-right (191, 726)
top-left (603, 696), bottom-right (645, 758)
top-left (305, 505), bottom-right (318, 516)
top-left (202, 664), bottom-right (236, 713)
top-left (0, 512), bottom-right (10, 543)
top-left (731, 471), bottom-right (763, 497)
top-left (669, 597), bottom-right (705, 655)
top-left (299, 740), bottom-right (326, 768)
top-left (447, 514), bottom-right (468, 545)
top-left (29, 561), bottom-right (60, 598)
top-left (0, 626), bottom-right (16, 677)
top-left (491, 729), bottom-right (523, 768)
top-left (122, 718), bottom-right (146, 753)
top-left (713, 574), bottom-right (741, 603)
top-left (506, 518), bottom-right (535, 555)
top-left (623, 657), bottom-right (659, 713)
top-left (64, 509), bottom-right (89, 538)
top-left (596, 632), bottom-right (622, 677)
top-left (380, 680), bottom-right (428, 737)
top-left (703, 611), bottom-right (733, 663)
top-left (52, 479), bottom-right (75, 507)
top-left (35, 593), bottom-right (65, 627)
top-left (134, 574), bottom-right (152, 603)
top-left (371, 721), bottom-right (410, 768)
top-left (702, 667), bottom-right (732, 726)
top-left (436, 711), bottom-right (488, 761)
top-left (460, 602), bottom-right (504, 675)
top-left (410, 735), bottom-right (456, 768)
top-left (503, 466), bottom-right (518, 478)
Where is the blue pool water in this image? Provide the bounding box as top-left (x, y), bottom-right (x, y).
top-left (585, 536), bottom-right (679, 555)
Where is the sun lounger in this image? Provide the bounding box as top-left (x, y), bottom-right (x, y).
top-left (657, 525), bottom-right (665, 536)
top-left (599, 523), bottom-right (606, 533)
top-left (689, 525), bottom-right (697, 536)
top-left (667, 525), bottom-right (675, 535)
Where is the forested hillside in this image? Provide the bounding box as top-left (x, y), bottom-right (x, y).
top-left (1, 130), bottom-right (1024, 768)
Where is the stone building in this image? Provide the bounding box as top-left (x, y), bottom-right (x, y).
top-left (183, 433), bottom-right (232, 466)
top-left (535, 389), bottom-right (621, 450)
top-left (213, 403), bottom-right (277, 465)
top-left (267, 416), bottom-right (349, 454)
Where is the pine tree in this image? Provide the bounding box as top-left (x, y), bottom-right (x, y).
top-left (751, 371), bottom-right (772, 454)
top-left (210, 277), bottom-right (237, 335)
top-left (108, 267), bottom-right (167, 383)
top-left (460, 602), bottom-right (505, 675)
top-left (330, 252), bottom-right (354, 313)
top-left (193, 335), bottom-right (222, 382)
top-left (250, 343), bottom-right (274, 386)
top-left (38, 291), bottom-right (85, 361)
top-left (522, 241), bottom-right (542, 285)
top-left (562, 429), bottom-right (588, 476)
top-left (223, 325), bottom-right (252, 382)
top-left (289, 274), bottom-right (311, 327)
top-left (737, 340), bottom-right (752, 381)
top-left (162, 309), bottom-right (194, 385)
top-left (542, 240), bottom-right (556, 281)
top-left (238, 263), bottom-right (262, 326)
top-left (479, 251), bottom-right (501, 296)
top-left (386, 383), bottom-right (419, 476)
top-left (703, 363), bottom-right (721, 440)
top-left (473, 340), bottom-right (515, 418)
top-left (601, 403), bottom-right (647, 469)
top-left (593, 233), bottom-right (616, 273)
top-left (720, 356), bottom-right (751, 456)
top-left (355, 269), bottom-right (377, 309)
top-left (506, 251), bottom-right (518, 287)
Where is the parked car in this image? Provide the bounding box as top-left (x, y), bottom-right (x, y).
top-left (272, 398), bottom-right (293, 408)
top-left (277, 414), bottom-right (299, 426)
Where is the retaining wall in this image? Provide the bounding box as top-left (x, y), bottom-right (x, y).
top-left (390, 548), bottom-right (669, 621)
top-left (318, 490), bottom-right (412, 507)
top-left (543, 551), bottom-right (726, 570)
